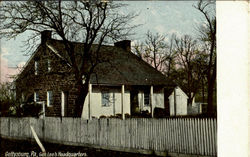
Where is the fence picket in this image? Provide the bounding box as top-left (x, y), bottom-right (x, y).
top-left (152, 118), bottom-right (154, 150)
top-left (212, 119), bottom-right (216, 155)
top-left (159, 119), bottom-right (162, 151)
top-left (207, 118), bottom-right (211, 155)
top-left (204, 118), bottom-right (208, 155)
top-left (177, 118), bottom-right (180, 153)
top-left (210, 118), bottom-right (214, 155)
top-left (170, 119), bottom-right (174, 152)
top-left (194, 119), bottom-right (198, 155)
top-left (113, 119), bottom-right (115, 147)
top-left (214, 119), bottom-right (217, 155)
top-left (197, 118), bottom-right (201, 155)
top-left (183, 118), bottom-right (187, 154)
top-left (200, 119), bottom-right (204, 155)
top-left (186, 119), bottom-right (190, 154)
top-left (183, 118), bottom-right (186, 153)
top-left (190, 119), bottom-right (194, 154)
top-left (165, 119), bottom-right (169, 151)
top-left (174, 118), bottom-right (177, 152)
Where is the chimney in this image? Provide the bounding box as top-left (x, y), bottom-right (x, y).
top-left (41, 30), bottom-right (52, 44)
top-left (114, 40), bottom-right (131, 52)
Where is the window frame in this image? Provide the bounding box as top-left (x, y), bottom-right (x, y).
top-left (47, 91), bottom-right (53, 107)
top-left (34, 91), bottom-right (39, 102)
top-left (34, 61), bottom-right (38, 75)
top-left (101, 90), bottom-right (115, 107)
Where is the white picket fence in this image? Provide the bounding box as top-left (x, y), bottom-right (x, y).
top-left (0, 117), bottom-right (217, 156)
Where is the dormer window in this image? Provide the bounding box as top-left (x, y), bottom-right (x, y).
top-left (35, 61), bottom-right (38, 75)
top-left (47, 59), bottom-right (51, 72)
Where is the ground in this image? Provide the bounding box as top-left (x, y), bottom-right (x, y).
top-left (0, 137), bottom-right (160, 157)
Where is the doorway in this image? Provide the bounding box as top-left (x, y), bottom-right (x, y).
top-left (130, 90), bottom-right (139, 115)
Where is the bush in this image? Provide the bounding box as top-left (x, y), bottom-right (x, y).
top-left (154, 107), bottom-right (167, 118)
top-left (0, 82), bottom-right (23, 117)
top-left (99, 115), bottom-right (107, 119)
top-left (21, 102), bottom-right (43, 117)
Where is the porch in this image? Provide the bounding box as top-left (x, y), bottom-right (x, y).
top-left (81, 84), bottom-right (165, 119)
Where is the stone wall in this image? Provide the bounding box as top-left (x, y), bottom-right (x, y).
top-left (15, 43), bottom-right (78, 117)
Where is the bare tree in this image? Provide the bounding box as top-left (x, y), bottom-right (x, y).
top-left (132, 31), bottom-right (176, 76)
top-left (192, 51), bottom-right (209, 103)
top-left (163, 34), bottom-right (176, 78)
top-left (173, 35), bottom-right (203, 106)
top-left (132, 41), bottom-right (144, 59)
top-left (194, 0), bottom-right (216, 115)
top-left (0, 1), bottom-right (137, 117)
top-left (144, 31), bottom-right (167, 72)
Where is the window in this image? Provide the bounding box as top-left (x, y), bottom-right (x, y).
top-left (35, 61), bottom-right (38, 75)
top-left (101, 91), bottom-right (115, 107)
top-left (144, 91), bottom-right (150, 106)
top-left (47, 59), bottom-right (51, 72)
top-left (34, 91), bottom-right (39, 102)
top-left (47, 91), bottom-right (53, 107)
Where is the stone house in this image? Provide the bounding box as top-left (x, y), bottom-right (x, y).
top-left (15, 31), bottom-right (175, 119)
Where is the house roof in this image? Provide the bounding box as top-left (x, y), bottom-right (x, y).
top-left (17, 38), bottom-right (173, 86)
top-left (167, 86), bottom-right (188, 99)
top-left (47, 39), bottom-right (173, 86)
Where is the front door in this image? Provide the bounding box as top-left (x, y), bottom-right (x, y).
top-left (130, 90), bottom-right (139, 115)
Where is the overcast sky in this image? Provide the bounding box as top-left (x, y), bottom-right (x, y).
top-left (0, 1), bottom-right (207, 83)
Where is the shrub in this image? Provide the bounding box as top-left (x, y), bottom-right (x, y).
top-left (154, 107), bottom-right (167, 118)
top-left (99, 115), bottom-right (107, 119)
top-left (21, 102), bottom-right (43, 117)
top-left (0, 82), bottom-right (22, 117)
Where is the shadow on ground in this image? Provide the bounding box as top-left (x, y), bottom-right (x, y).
top-left (0, 137), bottom-right (160, 157)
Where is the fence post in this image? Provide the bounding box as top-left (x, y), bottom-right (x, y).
top-left (8, 117), bottom-right (10, 137)
top-left (88, 83), bottom-right (92, 120)
top-left (121, 85), bottom-right (125, 120)
top-left (150, 86), bottom-right (154, 117)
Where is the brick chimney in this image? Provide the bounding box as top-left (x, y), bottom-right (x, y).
top-left (41, 30), bottom-right (52, 44)
top-left (114, 40), bottom-right (131, 52)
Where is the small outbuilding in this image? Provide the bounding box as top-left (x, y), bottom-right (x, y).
top-left (168, 86), bottom-right (188, 116)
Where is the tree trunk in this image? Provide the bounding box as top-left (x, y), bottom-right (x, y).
top-left (202, 79), bottom-right (205, 102)
top-left (207, 61), bottom-right (216, 116)
top-left (74, 81), bottom-right (89, 117)
top-left (188, 97), bottom-right (193, 106)
top-left (207, 86), bottom-right (213, 114)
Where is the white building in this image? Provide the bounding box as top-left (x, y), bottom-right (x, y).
top-left (168, 86), bottom-right (188, 116)
top-left (81, 85), bottom-right (165, 119)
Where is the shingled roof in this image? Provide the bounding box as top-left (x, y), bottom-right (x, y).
top-left (45, 38), bottom-right (172, 86)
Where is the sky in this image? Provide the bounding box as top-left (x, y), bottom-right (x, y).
top-left (0, 1), bottom-right (207, 83)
